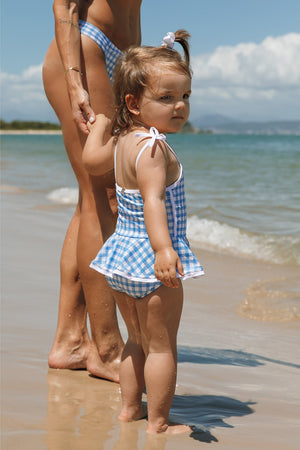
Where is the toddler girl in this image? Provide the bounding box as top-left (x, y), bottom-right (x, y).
top-left (83, 29), bottom-right (204, 434)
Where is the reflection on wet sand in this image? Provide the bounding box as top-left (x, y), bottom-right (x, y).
top-left (44, 368), bottom-right (256, 449)
top-left (114, 421), bottom-right (147, 450)
top-left (45, 369), bottom-right (122, 449)
top-left (237, 276), bottom-right (300, 321)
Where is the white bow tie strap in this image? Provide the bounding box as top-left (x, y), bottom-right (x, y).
top-left (135, 127), bottom-right (166, 171)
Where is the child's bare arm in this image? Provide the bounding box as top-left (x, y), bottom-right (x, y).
top-left (137, 142), bottom-right (184, 288)
top-left (82, 114), bottom-right (114, 175)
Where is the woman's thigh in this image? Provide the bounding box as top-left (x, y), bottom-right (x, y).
top-left (43, 36), bottom-right (115, 191)
top-left (81, 35), bottom-right (114, 117)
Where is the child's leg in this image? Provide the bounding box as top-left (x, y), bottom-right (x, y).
top-left (136, 283), bottom-right (190, 434)
top-left (113, 291), bottom-right (146, 421)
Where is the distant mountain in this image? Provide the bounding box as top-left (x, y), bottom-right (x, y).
top-left (213, 120), bottom-right (300, 135)
top-left (180, 121), bottom-right (213, 134)
top-left (192, 114), bottom-right (241, 128)
top-left (191, 115), bottom-right (300, 135)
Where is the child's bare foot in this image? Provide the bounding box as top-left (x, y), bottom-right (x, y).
top-left (147, 422), bottom-right (192, 434)
top-left (164, 423), bottom-right (192, 434)
top-left (118, 403), bottom-right (147, 422)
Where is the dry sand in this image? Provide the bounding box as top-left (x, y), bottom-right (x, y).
top-left (1, 191), bottom-right (300, 449)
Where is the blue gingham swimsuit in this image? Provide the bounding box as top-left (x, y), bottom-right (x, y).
top-left (90, 127), bottom-right (204, 298)
top-left (79, 20), bottom-right (122, 82)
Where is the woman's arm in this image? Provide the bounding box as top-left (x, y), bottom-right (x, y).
top-left (137, 143), bottom-right (184, 288)
top-left (82, 114), bottom-right (114, 175)
top-left (53, 0), bottom-right (95, 133)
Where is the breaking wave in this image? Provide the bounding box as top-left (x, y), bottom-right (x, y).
top-left (187, 216), bottom-right (300, 266)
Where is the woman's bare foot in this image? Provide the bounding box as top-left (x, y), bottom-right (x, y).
top-left (118, 403), bottom-right (148, 422)
top-left (48, 335), bottom-right (90, 370)
top-left (86, 341), bottom-right (123, 383)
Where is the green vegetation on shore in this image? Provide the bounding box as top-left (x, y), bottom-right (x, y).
top-left (0, 119), bottom-right (213, 134)
top-left (0, 119), bottom-right (61, 131)
top-left (181, 121), bottom-right (213, 134)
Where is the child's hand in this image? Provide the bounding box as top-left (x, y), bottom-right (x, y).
top-left (86, 114), bottom-right (112, 133)
top-left (154, 247), bottom-right (184, 288)
top-left (96, 114), bottom-right (112, 131)
top-left (82, 113), bottom-right (114, 175)
top-left (86, 120), bottom-right (93, 132)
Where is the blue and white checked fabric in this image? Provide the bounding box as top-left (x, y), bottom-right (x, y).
top-left (90, 128), bottom-right (204, 298)
top-left (106, 274), bottom-right (162, 299)
top-left (79, 20), bottom-right (122, 82)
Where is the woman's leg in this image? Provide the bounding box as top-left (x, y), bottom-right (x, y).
top-left (48, 205), bottom-right (90, 369)
top-left (112, 291), bottom-right (146, 421)
top-left (77, 36), bottom-right (125, 380)
top-left (43, 39), bottom-right (123, 381)
top-left (136, 283), bottom-right (191, 434)
top-left (76, 182), bottom-right (123, 381)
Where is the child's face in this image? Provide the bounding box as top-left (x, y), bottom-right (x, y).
top-left (137, 68), bottom-right (191, 133)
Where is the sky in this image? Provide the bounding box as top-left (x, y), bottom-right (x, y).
top-left (1, 0), bottom-right (300, 124)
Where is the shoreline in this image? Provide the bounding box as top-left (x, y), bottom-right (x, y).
top-left (1, 129), bottom-right (300, 136)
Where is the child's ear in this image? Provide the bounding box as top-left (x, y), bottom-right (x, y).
top-left (125, 94), bottom-right (140, 116)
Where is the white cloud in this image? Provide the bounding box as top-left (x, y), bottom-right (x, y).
top-left (192, 33), bottom-right (300, 89)
top-left (0, 64), bottom-right (57, 122)
top-left (1, 33), bottom-right (300, 122)
top-left (191, 33), bottom-right (300, 120)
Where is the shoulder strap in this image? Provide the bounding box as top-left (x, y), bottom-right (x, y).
top-left (114, 140), bottom-right (119, 182)
top-left (134, 127), bottom-right (166, 172)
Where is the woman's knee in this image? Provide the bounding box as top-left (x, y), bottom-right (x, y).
top-left (60, 253), bottom-right (80, 284)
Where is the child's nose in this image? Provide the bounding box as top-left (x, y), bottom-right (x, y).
top-left (175, 100), bottom-right (185, 109)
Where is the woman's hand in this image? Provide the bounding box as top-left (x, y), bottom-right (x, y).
top-left (154, 247), bottom-right (184, 288)
top-left (69, 85), bottom-right (96, 135)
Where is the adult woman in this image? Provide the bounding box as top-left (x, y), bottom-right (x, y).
top-left (43, 0), bottom-right (142, 382)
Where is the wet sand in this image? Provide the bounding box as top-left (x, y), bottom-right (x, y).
top-left (1, 191), bottom-right (300, 449)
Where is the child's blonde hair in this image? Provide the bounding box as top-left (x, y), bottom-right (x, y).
top-left (111, 29), bottom-right (191, 135)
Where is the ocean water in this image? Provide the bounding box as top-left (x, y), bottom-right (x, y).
top-left (2, 133), bottom-right (299, 268)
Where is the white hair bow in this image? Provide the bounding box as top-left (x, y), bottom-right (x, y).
top-left (161, 32), bottom-right (175, 49)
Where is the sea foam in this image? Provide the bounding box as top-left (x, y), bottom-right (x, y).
top-left (187, 216), bottom-right (300, 266)
top-left (47, 187), bottom-right (78, 205)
